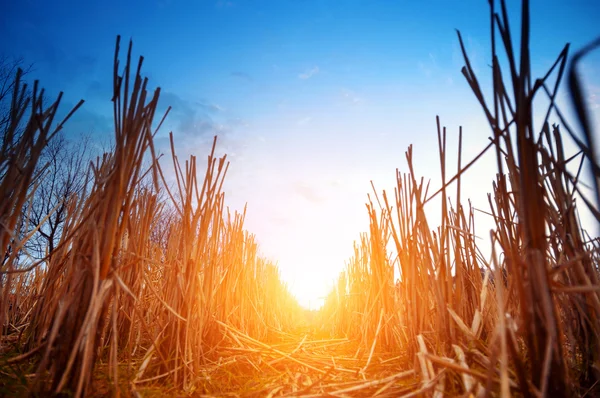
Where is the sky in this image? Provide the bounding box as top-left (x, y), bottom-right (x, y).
top-left (1, 0), bottom-right (599, 309)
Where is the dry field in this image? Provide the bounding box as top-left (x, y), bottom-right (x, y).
top-left (1, 1), bottom-right (599, 396)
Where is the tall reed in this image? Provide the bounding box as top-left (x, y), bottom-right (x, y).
top-left (1, 36), bottom-right (301, 396)
top-left (321, 0), bottom-right (600, 395)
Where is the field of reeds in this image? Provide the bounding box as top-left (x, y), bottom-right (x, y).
top-left (1, 0), bottom-right (600, 396)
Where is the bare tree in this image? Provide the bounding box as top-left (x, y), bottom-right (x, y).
top-left (0, 55), bottom-right (89, 265)
top-left (0, 60), bottom-right (83, 335)
top-left (0, 55), bottom-right (33, 139)
top-left (0, 57), bottom-right (35, 268)
top-left (24, 132), bottom-right (91, 259)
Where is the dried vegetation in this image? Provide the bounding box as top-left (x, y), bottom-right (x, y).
top-left (1, 0), bottom-right (599, 396)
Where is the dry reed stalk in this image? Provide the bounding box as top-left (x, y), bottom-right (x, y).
top-left (455, 0), bottom-right (600, 394)
top-left (0, 69), bottom-right (82, 340)
top-left (22, 36), bottom-right (164, 396)
top-left (2, 1), bottom-right (599, 396)
top-left (2, 35), bottom-right (303, 396)
top-left (322, 1), bottom-right (599, 395)
top-left (130, 131), bottom-right (303, 390)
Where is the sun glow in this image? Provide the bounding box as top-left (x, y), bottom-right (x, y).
top-left (285, 271), bottom-right (328, 310)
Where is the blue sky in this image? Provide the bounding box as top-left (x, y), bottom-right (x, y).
top-left (2, 0), bottom-right (599, 308)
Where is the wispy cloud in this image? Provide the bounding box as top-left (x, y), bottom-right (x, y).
top-left (579, 63), bottom-right (600, 110)
top-left (294, 183), bottom-right (324, 203)
top-left (197, 102), bottom-right (224, 112)
top-left (230, 71), bottom-right (253, 82)
top-left (63, 105), bottom-right (113, 138)
top-left (299, 66), bottom-right (319, 80)
top-left (341, 89), bottom-right (362, 105)
top-left (589, 89), bottom-right (599, 110)
top-left (158, 92), bottom-right (229, 141)
top-left (269, 214), bottom-right (291, 226)
top-left (451, 36), bottom-right (484, 74)
top-left (277, 98), bottom-right (288, 111)
top-left (418, 52), bottom-right (437, 77)
top-left (329, 179), bottom-right (343, 188)
top-left (28, 38), bottom-right (98, 84)
top-left (572, 61), bottom-right (600, 111)
top-left (297, 116), bottom-right (312, 126)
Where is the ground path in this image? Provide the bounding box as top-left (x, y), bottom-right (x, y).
top-left (138, 320), bottom-right (422, 397)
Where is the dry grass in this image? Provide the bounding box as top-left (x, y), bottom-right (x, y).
top-left (1, 0), bottom-right (599, 396)
top-left (320, 1), bottom-right (600, 396)
top-left (0, 37), bottom-right (302, 397)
